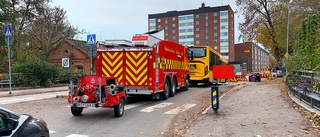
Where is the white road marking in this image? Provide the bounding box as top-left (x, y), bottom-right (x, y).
top-left (49, 130), bottom-right (56, 134)
top-left (124, 102), bottom-right (149, 110)
top-left (140, 102), bottom-right (173, 112)
top-left (66, 134), bottom-right (89, 137)
top-left (164, 103), bottom-right (196, 115)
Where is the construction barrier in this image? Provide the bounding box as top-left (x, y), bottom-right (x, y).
top-left (228, 76), bottom-right (238, 82)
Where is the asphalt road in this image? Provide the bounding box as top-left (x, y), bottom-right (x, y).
top-left (1, 84), bottom-right (217, 137)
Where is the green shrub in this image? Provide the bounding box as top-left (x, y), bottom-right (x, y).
top-left (12, 61), bottom-right (60, 87)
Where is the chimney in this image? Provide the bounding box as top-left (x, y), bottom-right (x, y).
top-left (201, 3), bottom-right (205, 8)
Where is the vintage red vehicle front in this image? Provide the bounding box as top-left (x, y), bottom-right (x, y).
top-left (68, 75), bottom-right (127, 117)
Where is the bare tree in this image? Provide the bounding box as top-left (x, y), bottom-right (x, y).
top-left (27, 6), bottom-right (81, 59)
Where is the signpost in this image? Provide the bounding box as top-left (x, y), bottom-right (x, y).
top-left (4, 26), bottom-right (13, 94)
top-left (86, 34), bottom-right (96, 75)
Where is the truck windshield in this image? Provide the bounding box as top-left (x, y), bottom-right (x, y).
top-left (189, 47), bottom-right (206, 58)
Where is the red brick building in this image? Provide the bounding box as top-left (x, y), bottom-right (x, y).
top-left (234, 42), bottom-right (270, 72)
top-left (47, 39), bottom-right (96, 74)
top-left (148, 3), bottom-right (235, 61)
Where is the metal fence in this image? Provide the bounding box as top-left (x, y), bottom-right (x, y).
top-left (288, 70), bottom-right (320, 110)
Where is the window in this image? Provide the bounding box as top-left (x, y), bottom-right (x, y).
top-left (149, 19), bottom-right (156, 23)
top-left (173, 36), bottom-right (176, 40)
top-left (214, 19), bottom-right (217, 23)
top-left (172, 30), bottom-right (176, 33)
top-left (205, 13), bottom-right (208, 20)
top-left (189, 47), bottom-right (206, 57)
top-left (221, 19), bottom-right (228, 22)
top-left (75, 65), bottom-right (83, 72)
top-left (205, 29), bottom-right (208, 33)
top-left (158, 19), bottom-right (161, 22)
top-left (220, 25), bottom-right (228, 29)
top-left (172, 17), bottom-right (176, 21)
top-left (220, 39), bottom-right (229, 43)
top-left (172, 24), bottom-right (176, 27)
top-left (179, 29), bottom-right (186, 33)
top-left (149, 26), bottom-right (156, 29)
top-left (186, 35), bottom-right (194, 38)
top-left (214, 33), bottom-right (218, 36)
top-left (214, 26), bottom-right (217, 30)
top-left (196, 28), bottom-right (199, 31)
top-left (196, 34), bottom-right (200, 38)
top-left (196, 15), bottom-right (199, 18)
top-left (214, 13), bottom-right (217, 16)
top-left (221, 46), bottom-right (228, 50)
top-left (186, 15), bottom-right (193, 19)
top-left (220, 11), bottom-right (228, 16)
top-left (214, 39), bottom-right (218, 43)
top-left (196, 41), bottom-right (199, 44)
top-left (221, 32), bottom-right (228, 36)
top-left (158, 25), bottom-right (161, 29)
top-left (221, 52), bottom-right (229, 56)
top-left (196, 21), bottom-right (199, 25)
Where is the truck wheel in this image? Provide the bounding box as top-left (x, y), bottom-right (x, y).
top-left (162, 79), bottom-right (170, 100)
top-left (169, 77), bottom-right (176, 97)
top-left (114, 98), bottom-right (125, 117)
top-left (71, 107), bottom-right (83, 116)
top-left (180, 76), bottom-right (189, 91)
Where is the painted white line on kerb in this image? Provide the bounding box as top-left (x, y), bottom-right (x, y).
top-left (201, 91), bottom-right (228, 114)
top-left (140, 102), bottom-right (173, 112)
top-left (66, 134), bottom-right (89, 137)
top-left (164, 104), bottom-right (196, 115)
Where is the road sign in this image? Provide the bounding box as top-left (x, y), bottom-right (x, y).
top-left (62, 58), bottom-right (70, 68)
top-left (4, 27), bottom-right (12, 37)
top-left (86, 34), bottom-right (96, 46)
top-left (87, 46), bottom-right (96, 58)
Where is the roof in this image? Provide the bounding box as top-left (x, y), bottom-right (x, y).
top-left (149, 5), bottom-right (230, 18)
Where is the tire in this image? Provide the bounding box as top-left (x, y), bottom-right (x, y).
top-left (169, 77), bottom-right (176, 97)
top-left (180, 76), bottom-right (189, 91)
top-left (114, 98), bottom-right (125, 117)
top-left (162, 79), bottom-right (170, 100)
top-left (71, 107), bottom-right (83, 116)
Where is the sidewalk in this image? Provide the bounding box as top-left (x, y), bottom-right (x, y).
top-left (0, 86), bottom-right (69, 98)
top-left (186, 80), bottom-right (320, 136)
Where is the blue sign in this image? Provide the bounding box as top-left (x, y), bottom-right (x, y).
top-left (4, 27), bottom-right (12, 38)
top-left (86, 34), bottom-right (96, 46)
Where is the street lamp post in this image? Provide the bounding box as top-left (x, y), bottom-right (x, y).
top-left (285, 0), bottom-right (290, 58)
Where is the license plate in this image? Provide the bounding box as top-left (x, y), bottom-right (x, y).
top-left (190, 72), bottom-right (195, 75)
top-left (76, 103), bottom-right (96, 107)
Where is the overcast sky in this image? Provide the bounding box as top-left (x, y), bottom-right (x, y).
top-left (50, 0), bottom-right (242, 44)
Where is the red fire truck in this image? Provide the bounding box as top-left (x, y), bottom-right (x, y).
top-left (95, 30), bottom-right (191, 100)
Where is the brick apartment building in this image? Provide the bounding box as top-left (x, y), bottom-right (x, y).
top-left (148, 3), bottom-right (235, 61)
top-left (47, 39), bottom-right (95, 74)
top-left (234, 42), bottom-right (270, 72)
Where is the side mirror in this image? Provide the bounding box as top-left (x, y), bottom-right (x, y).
top-left (188, 51), bottom-right (194, 60)
top-left (0, 118), bottom-right (18, 136)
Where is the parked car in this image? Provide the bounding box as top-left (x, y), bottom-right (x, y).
top-left (249, 72), bottom-right (261, 82)
top-left (276, 70), bottom-right (283, 77)
top-left (0, 107), bottom-right (49, 137)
